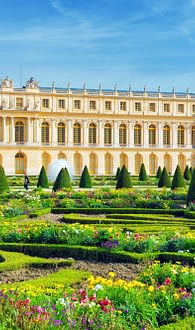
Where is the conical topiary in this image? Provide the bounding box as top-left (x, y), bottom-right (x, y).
top-left (37, 166), bottom-right (49, 188)
top-left (171, 165), bottom-right (186, 190)
top-left (190, 167), bottom-right (194, 177)
top-left (156, 166), bottom-right (162, 179)
top-left (138, 163), bottom-right (147, 181)
top-left (158, 166), bottom-right (171, 188)
top-left (79, 165), bottom-right (92, 188)
top-left (116, 165), bottom-right (132, 189)
top-left (115, 167), bottom-right (121, 181)
top-left (187, 169), bottom-right (195, 204)
top-left (0, 165), bottom-right (9, 193)
top-left (183, 165), bottom-right (192, 181)
top-left (52, 168), bottom-right (67, 192)
top-left (64, 167), bottom-right (72, 189)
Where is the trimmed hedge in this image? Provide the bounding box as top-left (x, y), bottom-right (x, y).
top-left (29, 207), bottom-right (51, 218)
top-left (157, 317), bottom-right (195, 330)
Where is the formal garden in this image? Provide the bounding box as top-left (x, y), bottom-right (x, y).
top-left (0, 163), bottom-right (195, 329)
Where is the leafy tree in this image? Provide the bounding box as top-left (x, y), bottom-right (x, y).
top-left (115, 167), bottom-right (121, 181)
top-left (116, 165), bottom-right (132, 189)
top-left (79, 165), bottom-right (92, 188)
top-left (156, 166), bottom-right (162, 179)
top-left (187, 169), bottom-right (195, 205)
top-left (37, 166), bottom-right (49, 188)
top-left (53, 168), bottom-right (69, 192)
top-left (171, 165), bottom-right (186, 190)
top-left (183, 165), bottom-right (192, 181)
top-left (0, 165), bottom-right (9, 193)
top-left (158, 166), bottom-right (171, 188)
top-left (138, 163), bottom-right (147, 181)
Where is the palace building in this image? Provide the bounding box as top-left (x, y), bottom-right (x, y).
top-left (0, 76), bottom-right (195, 176)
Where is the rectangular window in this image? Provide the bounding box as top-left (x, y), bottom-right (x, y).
top-left (42, 99), bottom-right (49, 108)
top-left (149, 103), bottom-right (156, 112)
top-left (58, 99), bottom-right (65, 109)
top-left (164, 103), bottom-right (170, 112)
top-left (178, 104), bottom-right (184, 113)
top-left (16, 97), bottom-right (23, 108)
top-left (135, 102), bottom-right (141, 112)
top-left (120, 101), bottom-right (126, 111)
top-left (74, 99), bottom-right (81, 110)
top-left (105, 101), bottom-right (112, 110)
top-left (192, 104), bottom-right (195, 114)
top-left (89, 100), bottom-right (96, 110)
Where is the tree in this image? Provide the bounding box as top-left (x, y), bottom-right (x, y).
top-left (156, 166), bottom-right (162, 179)
top-left (37, 166), bottom-right (49, 188)
top-left (64, 167), bottom-right (72, 189)
top-left (187, 169), bottom-right (195, 204)
top-left (183, 165), bottom-right (192, 181)
top-left (171, 165), bottom-right (186, 190)
top-left (79, 165), bottom-right (92, 188)
top-left (138, 163), bottom-right (147, 181)
top-left (116, 165), bottom-right (132, 189)
top-left (52, 168), bottom-right (71, 192)
top-left (115, 167), bottom-right (121, 181)
top-left (0, 165), bottom-right (9, 193)
top-left (158, 166), bottom-right (171, 188)
top-left (190, 167), bottom-right (194, 177)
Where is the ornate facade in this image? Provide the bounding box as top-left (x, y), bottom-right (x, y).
top-left (0, 76), bottom-right (195, 175)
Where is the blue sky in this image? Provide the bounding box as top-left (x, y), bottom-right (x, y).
top-left (1, 0), bottom-right (195, 92)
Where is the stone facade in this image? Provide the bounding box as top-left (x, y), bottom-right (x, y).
top-left (0, 77), bottom-right (195, 175)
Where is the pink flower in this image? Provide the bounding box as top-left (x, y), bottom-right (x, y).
top-left (164, 277), bottom-right (172, 285)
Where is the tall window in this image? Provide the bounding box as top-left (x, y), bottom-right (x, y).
top-left (105, 101), bottom-right (112, 111)
top-left (57, 122), bottom-right (65, 144)
top-left (135, 102), bottom-right (141, 112)
top-left (104, 124), bottom-right (112, 144)
top-left (58, 99), bottom-right (65, 109)
top-left (42, 99), bottom-right (49, 108)
top-left (119, 124), bottom-right (127, 145)
top-left (134, 124), bottom-right (141, 145)
top-left (41, 122), bottom-right (49, 144)
top-left (135, 153), bottom-right (143, 175)
top-left (149, 153), bottom-right (157, 175)
top-left (89, 123), bottom-right (97, 144)
top-left (164, 103), bottom-right (170, 113)
top-left (73, 123), bottom-right (81, 144)
top-left (16, 98), bottom-right (23, 108)
top-left (192, 105), bottom-right (195, 114)
top-left (89, 100), bottom-right (96, 110)
top-left (192, 126), bottom-right (195, 146)
top-left (163, 125), bottom-right (170, 146)
top-left (120, 102), bottom-right (126, 111)
top-left (177, 125), bottom-right (184, 146)
top-left (74, 100), bottom-right (81, 110)
top-left (178, 104), bottom-right (184, 113)
top-left (149, 124), bottom-right (156, 146)
top-left (15, 121), bottom-right (24, 143)
top-left (149, 103), bottom-right (155, 112)
top-left (15, 152), bottom-right (25, 174)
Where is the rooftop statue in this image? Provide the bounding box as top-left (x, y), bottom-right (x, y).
top-left (25, 77), bottom-right (39, 89)
top-left (1, 76), bottom-right (13, 88)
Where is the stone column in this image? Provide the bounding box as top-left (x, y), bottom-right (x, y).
top-left (98, 120), bottom-right (104, 147)
top-left (26, 117), bottom-right (30, 144)
top-left (10, 117), bottom-right (14, 143)
top-left (2, 117), bottom-right (6, 143)
top-left (83, 120), bottom-right (88, 146)
top-left (113, 121), bottom-right (118, 147)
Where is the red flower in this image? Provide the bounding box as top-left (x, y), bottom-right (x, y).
top-left (164, 277), bottom-right (172, 285)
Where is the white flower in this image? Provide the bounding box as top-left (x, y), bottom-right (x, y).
top-left (94, 284), bottom-right (103, 291)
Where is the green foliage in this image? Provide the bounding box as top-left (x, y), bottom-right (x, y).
top-left (187, 168), bottom-right (195, 204)
top-left (190, 166), bottom-right (194, 176)
top-left (0, 165), bottom-right (9, 193)
top-left (156, 166), bottom-right (162, 178)
top-left (79, 165), bottom-right (92, 188)
top-left (138, 163), bottom-right (147, 181)
top-left (64, 167), bottom-right (72, 188)
top-left (37, 166), bottom-right (49, 188)
top-left (116, 165), bottom-right (132, 189)
top-left (171, 165), bottom-right (186, 190)
top-left (115, 167), bottom-right (121, 180)
top-left (52, 168), bottom-right (72, 192)
top-left (183, 165), bottom-right (192, 181)
top-left (158, 167), bottom-right (171, 188)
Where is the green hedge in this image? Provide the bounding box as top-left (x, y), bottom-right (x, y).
top-left (157, 317), bottom-right (195, 330)
top-left (29, 207), bottom-right (51, 218)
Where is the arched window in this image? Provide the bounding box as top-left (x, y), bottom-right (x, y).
top-left (57, 122), bottom-right (65, 144)
top-left (149, 153), bottom-right (157, 175)
top-left (163, 125), bottom-right (170, 146)
top-left (164, 153), bottom-right (172, 174)
top-left (74, 152), bottom-right (82, 174)
top-left (134, 153), bottom-right (143, 175)
top-left (15, 152), bottom-right (25, 174)
top-left (177, 125), bottom-right (184, 146)
top-left (41, 122), bottom-right (49, 144)
top-left (119, 124), bottom-right (127, 145)
top-left (120, 153), bottom-right (128, 169)
top-left (15, 121), bottom-right (24, 143)
top-left (178, 154), bottom-right (186, 172)
top-left (105, 153), bottom-right (113, 174)
top-left (73, 123), bottom-right (81, 145)
top-left (89, 123), bottom-right (97, 144)
top-left (42, 152), bottom-right (50, 171)
top-left (104, 124), bottom-right (112, 145)
top-left (192, 126), bottom-right (195, 146)
top-left (89, 153), bottom-right (98, 174)
top-left (149, 124), bottom-right (156, 146)
top-left (58, 152), bottom-right (67, 160)
top-left (134, 124), bottom-right (141, 145)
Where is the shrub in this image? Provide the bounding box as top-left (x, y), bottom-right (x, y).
top-left (37, 166), bottom-right (49, 188)
top-left (183, 165), bottom-right (192, 181)
top-left (156, 166), bottom-right (162, 178)
top-left (187, 169), bottom-right (195, 204)
top-left (52, 168), bottom-right (71, 192)
top-left (79, 165), bottom-right (92, 188)
top-left (138, 163), bottom-right (147, 181)
top-left (116, 165), bottom-right (132, 189)
top-left (171, 165), bottom-right (186, 190)
top-left (158, 167), bottom-right (171, 188)
top-left (64, 167), bottom-right (72, 188)
top-left (115, 167), bottom-right (120, 180)
top-left (0, 165), bottom-right (9, 193)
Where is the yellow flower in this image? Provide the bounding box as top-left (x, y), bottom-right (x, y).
top-left (152, 303), bottom-right (157, 309)
top-left (108, 271), bottom-right (115, 278)
top-left (173, 293), bottom-right (180, 300)
top-left (148, 285), bottom-right (154, 292)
